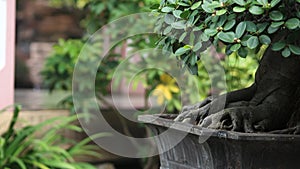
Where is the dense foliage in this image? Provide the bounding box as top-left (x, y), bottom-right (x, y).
top-left (42, 38), bottom-right (119, 111)
top-left (154, 0), bottom-right (300, 74)
top-left (0, 106), bottom-right (106, 169)
top-left (50, 0), bottom-right (160, 33)
top-left (42, 0), bottom-right (260, 113)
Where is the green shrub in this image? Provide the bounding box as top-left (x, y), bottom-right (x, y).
top-left (41, 39), bottom-right (119, 112)
top-left (0, 105), bottom-right (107, 169)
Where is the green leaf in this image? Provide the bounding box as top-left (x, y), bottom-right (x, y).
top-left (43, 161), bottom-right (76, 169)
top-left (193, 42), bottom-right (202, 52)
top-left (171, 21), bottom-right (186, 29)
top-left (150, 4), bottom-right (160, 9)
top-left (164, 15), bottom-right (175, 24)
top-left (201, 4), bottom-right (214, 13)
top-left (173, 99), bottom-right (182, 110)
top-left (225, 45), bottom-right (233, 55)
top-left (296, 9), bottom-right (300, 17)
top-left (230, 44), bottom-right (241, 51)
top-left (161, 7), bottom-right (175, 13)
top-left (175, 47), bottom-right (190, 55)
top-left (270, 0), bottom-right (281, 7)
top-left (191, 1), bottom-right (202, 10)
top-left (238, 47), bottom-right (248, 58)
top-left (178, 2), bottom-right (190, 6)
top-left (216, 9), bottom-right (227, 16)
top-left (163, 26), bottom-right (172, 34)
top-left (272, 41), bottom-right (286, 51)
top-left (189, 32), bottom-right (195, 44)
top-left (259, 35), bottom-right (271, 44)
top-left (269, 11), bottom-right (283, 21)
top-left (289, 45), bottom-right (300, 55)
top-left (233, 6), bottom-right (246, 12)
top-left (285, 18), bottom-right (300, 30)
top-left (257, 0), bottom-right (268, 5)
top-left (201, 1), bottom-right (221, 13)
top-left (228, 14), bottom-right (237, 20)
top-left (282, 47), bottom-right (291, 57)
top-left (179, 32), bottom-right (187, 42)
top-left (189, 53), bottom-right (197, 66)
top-left (180, 10), bottom-right (190, 19)
top-left (217, 15), bottom-right (227, 26)
top-left (12, 158), bottom-right (27, 169)
top-left (267, 25), bottom-right (279, 34)
top-left (208, 1), bottom-right (222, 8)
top-left (217, 32), bottom-right (235, 43)
top-left (241, 35), bottom-right (251, 46)
top-left (188, 64), bottom-right (198, 75)
top-left (249, 6), bottom-right (264, 15)
top-left (271, 21), bottom-right (284, 28)
top-left (247, 36), bottom-right (259, 49)
top-left (233, 0), bottom-right (246, 6)
top-left (201, 33), bottom-right (210, 41)
top-left (173, 10), bottom-right (183, 18)
top-left (167, 0), bottom-right (176, 3)
top-left (193, 25), bottom-right (203, 31)
top-left (224, 20), bottom-right (236, 31)
top-left (204, 29), bottom-right (218, 36)
top-left (235, 22), bottom-right (247, 38)
top-left (246, 21), bottom-right (257, 32)
top-left (257, 23), bottom-right (269, 33)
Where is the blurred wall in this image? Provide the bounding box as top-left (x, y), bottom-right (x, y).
top-left (15, 0), bottom-right (84, 88)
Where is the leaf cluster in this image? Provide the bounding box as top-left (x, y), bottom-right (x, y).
top-left (41, 38), bottom-right (119, 112)
top-left (154, 0), bottom-right (300, 74)
top-left (50, 0), bottom-right (160, 33)
top-left (0, 106), bottom-right (107, 169)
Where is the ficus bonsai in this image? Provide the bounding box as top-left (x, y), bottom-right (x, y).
top-left (153, 0), bottom-right (300, 134)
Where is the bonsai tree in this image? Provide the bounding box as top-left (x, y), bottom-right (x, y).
top-left (154, 0), bottom-right (300, 134)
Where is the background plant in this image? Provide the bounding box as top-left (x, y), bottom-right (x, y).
top-left (42, 0), bottom-right (259, 114)
top-left (42, 38), bottom-right (119, 112)
top-left (0, 105), bottom-right (107, 169)
top-left (117, 36), bottom-right (258, 113)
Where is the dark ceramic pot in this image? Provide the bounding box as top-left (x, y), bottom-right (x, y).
top-left (138, 114), bottom-right (300, 169)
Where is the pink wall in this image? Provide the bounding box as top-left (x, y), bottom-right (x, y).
top-left (0, 0), bottom-right (16, 109)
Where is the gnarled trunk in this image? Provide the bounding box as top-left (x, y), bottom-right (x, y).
top-left (175, 42), bottom-right (300, 134)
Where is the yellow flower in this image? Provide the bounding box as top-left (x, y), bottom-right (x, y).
top-left (153, 74), bottom-right (179, 105)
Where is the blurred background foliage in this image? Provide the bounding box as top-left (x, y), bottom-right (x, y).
top-left (0, 106), bottom-right (106, 169)
top-left (49, 0), bottom-right (160, 33)
top-left (42, 0), bottom-right (259, 114)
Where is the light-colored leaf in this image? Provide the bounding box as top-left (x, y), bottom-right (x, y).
top-left (259, 35), bottom-right (271, 45)
top-left (217, 32), bottom-right (236, 43)
top-left (269, 11), bottom-right (283, 21)
top-left (233, 6), bottom-right (246, 12)
top-left (289, 45), bottom-right (300, 55)
top-left (249, 6), bottom-right (264, 15)
top-left (282, 47), bottom-right (291, 57)
top-left (235, 22), bottom-right (247, 38)
top-left (191, 1), bottom-right (202, 10)
top-left (247, 36), bottom-right (259, 49)
top-left (285, 18), bottom-right (300, 30)
top-left (272, 41), bottom-right (286, 51)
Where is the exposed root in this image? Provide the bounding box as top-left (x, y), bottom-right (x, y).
top-left (175, 33), bottom-right (300, 134)
top-left (270, 125), bottom-right (300, 135)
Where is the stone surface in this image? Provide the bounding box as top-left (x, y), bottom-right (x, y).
top-left (27, 42), bottom-right (53, 88)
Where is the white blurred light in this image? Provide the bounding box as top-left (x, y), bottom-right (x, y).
top-left (0, 0), bottom-right (7, 71)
